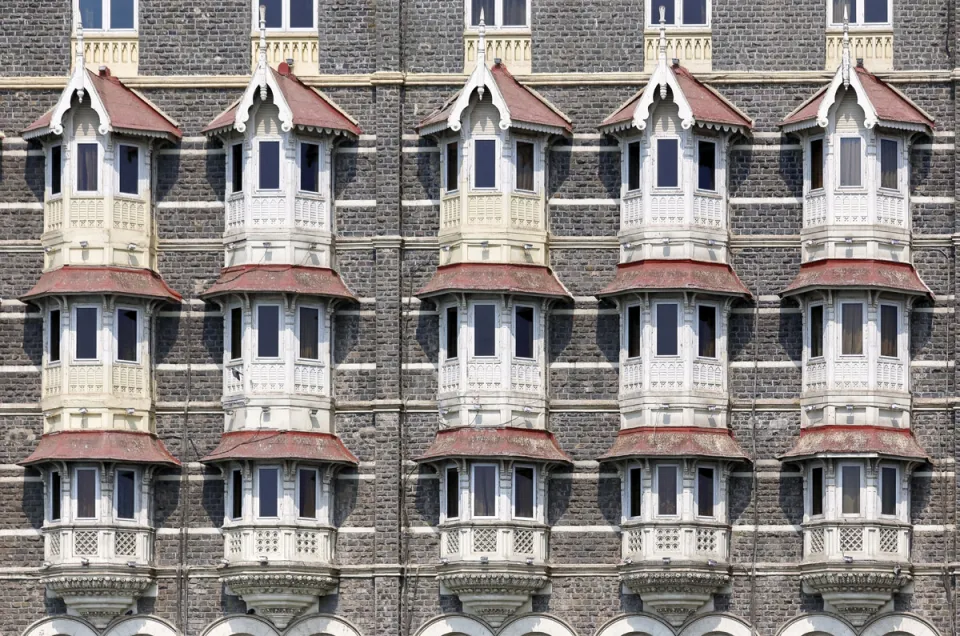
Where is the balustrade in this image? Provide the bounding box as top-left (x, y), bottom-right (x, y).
top-left (621, 193), bottom-right (725, 229)
top-left (802, 191), bottom-right (906, 229)
top-left (621, 521), bottom-right (728, 561)
top-left (250, 35), bottom-right (320, 75)
top-left (439, 522), bottom-right (547, 562)
top-left (643, 30), bottom-right (712, 72)
top-left (223, 524), bottom-right (334, 564)
top-left (72, 34), bottom-right (139, 76)
top-left (804, 522), bottom-right (909, 561)
top-left (464, 31), bottom-right (532, 74)
top-left (825, 29), bottom-right (893, 72)
top-left (224, 361), bottom-right (328, 396)
top-left (45, 525), bottom-right (154, 565)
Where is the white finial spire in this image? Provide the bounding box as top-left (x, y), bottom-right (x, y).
top-left (476, 9), bottom-right (486, 99)
top-left (841, 4), bottom-right (851, 88)
top-left (75, 16), bottom-right (86, 103)
top-left (258, 4), bottom-right (268, 101)
top-left (658, 6), bottom-right (668, 99)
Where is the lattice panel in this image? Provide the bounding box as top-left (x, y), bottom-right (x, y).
top-left (255, 530), bottom-right (280, 554)
top-left (113, 198), bottom-right (146, 230)
top-left (70, 199), bottom-right (105, 228)
top-left (296, 531), bottom-right (320, 556)
top-left (513, 529), bottom-right (534, 554)
top-left (627, 529), bottom-right (643, 554)
top-left (879, 528), bottom-right (899, 554)
top-left (49, 532), bottom-right (61, 557)
top-left (445, 530), bottom-right (460, 555)
top-left (294, 196), bottom-right (326, 229)
top-left (839, 526), bottom-right (863, 552)
top-left (693, 194), bottom-right (723, 227)
top-left (229, 533), bottom-right (243, 555)
top-left (696, 528), bottom-right (718, 554)
top-left (809, 528), bottom-right (825, 554)
top-left (656, 527), bottom-right (680, 552)
top-left (115, 531), bottom-right (137, 557)
top-left (510, 362), bottom-right (541, 393)
top-left (74, 530), bottom-right (99, 556)
top-left (473, 528), bottom-right (498, 553)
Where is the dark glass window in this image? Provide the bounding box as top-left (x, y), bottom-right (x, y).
top-left (810, 305), bottom-right (824, 358)
top-left (51, 146), bottom-right (62, 196)
top-left (116, 469), bottom-right (136, 520)
top-left (300, 143), bottom-right (320, 193)
top-left (230, 307), bottom-right (243, 360)
top-left (257, 305), bottom-right (280, 358)
top-left (474, 305), bottom-right (496, 357)
top-left (50, 472), bottom-right (61, 521)
top-left (839, 137), bottom-right (862, 187)
top-left (76, 468), bottom-right (97, 519)
top-left (76, 143), bottom-right (99, 192)
top-left (258, 468), bottom-right (279, 517)
top-left (298, 469), bottom-right (317, 518)
top-left (231, 144), bottom-right (243, 192)
top-left (515, 306), bottom-right (534, 359)
top-left (446, 467), bottom-right (459, 518)
top-left (880, 305), bottom-right (898, 358)
top-left (471, 0), bottom-right (495, 25)
top-left (516, 141), bottom-right (535, 192)
top-left (445, 307), bottom-right (459, 359)
top-left (656, 139), bottom-right (679, 188)
top-left (231, 470), bottom-right (243, 519)
top-left (656, 303), bottom-right (678, 356)
top-left (698, 305), bottom-right (717, 358)
top-left (473, 465), bottom-right (496, 517)
top-left (118, 145), bottom-right (139, 195)
top-left (299, 306), bottom-right (320, 360)
top-left (697, 466), bottom-right (715, 517)
top-left (627, 141), bottom-right (641, 192)
top-left (290, 0), bottom-right (314, 28)
top-left (657, 465), bottom-right (678, 516)
top-left (842, 465), bottom-right (861, 514)
top-left (880, 139), bottom-right (898, 190)
top-left (811, 466), bottom-right (824, 516)
top-left (627, 305), bottom-right (641, 358)
top-left (864, 0), bottom-right (887, 23)
top-left (503, 0), bottom-right (526, 25)
top-left (262, 0), bottom-right (283, 27)
top-left (880, 466), bottom-right (897, 515)
top-left (682, 0), bottom-right (707, 24)
top-left (841, 303), bottom-right (863, 355)
top-left (810, 138), bottom-right (824, 190)
top-left (116, 308), bottom-right (138, 362)
top-left (111, 0), bottom-right (135, 28)
top-left (652, 0), bottom-right (675, 23)
top-left (75, 307), bottom-right (99, 360)
top-left (514, 466), bottom-right (534, 518)
top-left (49, 310), bottom-right (61, 363)
top-left (833, 0), bottom-right (855, 23)
top-left (259, 141), bottom-right (280, 190)
top-left (445, 142), bottom-right (459, 191)
top-left (629, 467), bottom-right (642, 517)
top-left (697, 140), bottom-right (716, 191)
top-left (474, 140), bottom-right (497, 189)
top-left (80, 0), bottom-right (103, 28)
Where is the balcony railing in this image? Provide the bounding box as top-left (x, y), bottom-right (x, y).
top-left (45, 525), bottom-right (154, 565)
top-left (804, 521), bottom-right (909, 561)
top-left (620, 358), bottom-right (725, 395)
top-left (42, 363), bottom-right (147, 399)
top-left (643, 29), bottom-right (712, 72)
top-left (622, 521), bottom-right (728, 561)
top-left (225, 360), bottom-right (327, 397)
top-left (464, 29), bottom-right (532, 75)
top-left (227, 194), bottom-right (329, 233)
top-left (250, 34), bottom-right (320, 76)
top-left (622, 193), bottom-right (726, 230)
top-left (439, 522), bottom-right (547, 562)
top-left (223, 524), bottom-right (334, 564)
top-left (803, 191), bottom-right (906, 228)
top-left (825, 28), bottom-right (893, 72)
top-left (72, 33), bottom-right (139, 76)
top-left (804, 358), bottom-right (906, 394)
top-left (439, 359), bottom-right (542, 395)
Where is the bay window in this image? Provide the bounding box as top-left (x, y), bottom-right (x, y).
top-left (298, 306), bottom-right (320, 360)
top-left (473, 139), bottom-right (497, 189)
top-left (809, 304), bottom-right (824, 359)
top-left (298, 468), bottom-right (318, 519)
top-left (472, 465), bottom-right (497, 518)
top-left (840, 302), bottom-right (863, 355)
top-left (75, 307), bottom-right (99, 360)
top-left (697, 140), bottom-right (716, 192)
top-left (627, 141), bottom-right (641, 192)
top-left (445, 307), bottom-right (459, 360)
top-left (513, 465), bottom-right (535, 519)
top-left (473, 304), bottom-right (497, 357)
top-left (830, 0), bottom-right (889, 25)
top-left (50, 145), bottom-right (62, 196)
top-left (649, 0), bottom-right (708, 25)
top-left (514, 306), bottom-right (534, 359)
top-left (656, 138), bottom-right (679, 189)
top-left (880, 138), bottom-right (899, 190)
top-left (880, 304), bottom-right (898, 358)
top-left (696, 466), bottom-right (715, 517)
top-left (840, 464), bottom-right (861, 515)
top-left (257, 467), bottom-right (280, 518)
top-left (231, 144), bottom-right (243, 193)
top-left (75, 468), bottom-right (99, 519)
top-left (48, 310), bottom-right (62, 363)
top-left (256, 305), bottom-right (281, 359)
top-left (230, 469), bottom-right (244, 520)
top-left (515, 141), bottom-right (535, 192)
top-left (258, 140), bottom-right (281, 191)
top-left (445, 142), bottom-right (459, 192)
top-left (838, 137), bottom-right (862, 188)
top-left (655, 465), bottom-right (679, 517)
top-left (809, 138), bottom-right (824, 191)
top-left (76, 143), bottom-right (99, 193)
top-left (469, 0), bottom-right (528, 27)
top-left (117, 144), bottom-right (139, 196)
top-left (446, 466), bottom-right (460, 519)
top-left (627, 305), bottom-right (641, 359)
top-left (115, 469), bottom-right (136, 520)
top-left (299, 142), bottom-right (320, 193)
top-left (810, 465), bottom-right (824, 516)
top-left (79, 0), bottom-right (136, 30)
top-left (115, 308), bottom-right (139, 363)
top-left (880, 465), bottom-right (897, 516)
top-left (697, 305), bottom-right (717, 358)
top-left (260, 0), bottom-right (315, 30)
top-left (628, 467), bottom-right (642, 518)
top-left (655, 303), bottom-right (679, 356)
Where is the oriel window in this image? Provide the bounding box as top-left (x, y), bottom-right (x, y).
top-left (656, 139), bottom-right (679, 188)
top-left (880, 304), bottom-right (898, 358)
top-left (300, 142), bottom-right (320, 193)
top-left (76, 468), bottom-right (98, 519)
top-left (49, 310), bottom-right (62, 363)
top-left (656, 465), bottom-right (678, 516)
top-left (697, 466), bottom-right (715, 517)
top-left (810, 466), bottom-right (824, 516)
top-left (841, 465), bottom-right (861, 515)
top-left (841, 303), bottom-right (863, 355)
top-left (446, 467), bottom-right (459, 518)
top-left (75, 307), bottom-right (99, 360)
top-left (299, 306), bottom-right (320, 360)
top-left (628, 467), bottom-right (642, 518)
top-left (627, 141), bottom-right (641, 192)
top-left (810, 138), bottom-right (824, 190)
top-left (76, 143), bottom-right (99, 192)
top-left (116, 308), bottom-right (139, 362)
top-left (445, 141), bottom-right (459, 192)
top-left (258, 141), bottom-right (281, 190)
top-left (839, 137), bottom-right (862, 187)
top-left (880, 138), bottom-right (899, 190)
top-left (473, 305), bottom-right (496, 357)
top-left (513, 466), bottom-right (535, 519)
top-left (627, 305), bottom-right (642, 359)
top-left (880, 466), bottom-right (897, 516)
top-left (697, 305), bottom-right (717, 358)
top-left (229, 307), bottom-right (243, 360)
top-left (231, 144), bottom-right (243, 193)
top-left (474, 139), bottom-right (497, 189)
top-left (809, 305), bottom-right (824, 358)
top-left (515, 141), bottom-right (535, 192)
top-left (697, 140), bottom-right (716, 191)
top-left (298, 468), bottom-right (318, 519)
top-left (257, 305), bottom-right (281, 358)
top-left (514, 306), bottom-right (534, 359)
top-left (258, 467), bottom-right (280, 518)
top-left (117, 145), bottom-right (139, 195)
top-left (51, 145), bottom-right (62, 196)
top-left (445, 307), bottom-right (459, 360)
top-left (473, 465), bottom-right (497, 517)
top-left (656, 303), bottom-right (679, 356)
top-left (115, 469), bottom-right (136, 520)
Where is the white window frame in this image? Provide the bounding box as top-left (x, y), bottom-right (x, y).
top-left (443, 140), bottom-right (460, 194)
top-left (297, 139), bottom-right (323, 196)
top-left (807, 463), bottom-right (826, 518)
top-left (625, 138), bottom-right (643, 194)
top-left (654, 136), bottom-right (682, 191)
top-left (47, 308), bottom-right (63, 366)
top-left (878, 302), bottom-right (902, 360)
top-left (255, 465), bottom-right (282, 520)
top-left (443, 464), bottom-right (460, 522)
top-left (73, 139), bottom-right (103, 196)
top-left (808, 135), bottom-right (825, 193)
top-left (113, 306), bottom-right (141, 365)
top-left (72, 304), bottom-right (101, 364)
top-left (653, 301), bottom-right (681, 358)
top-left (828, 0), bottom-right (892, 27)
top-left (807, 302), bottom-right (826, 360)
top-left (836, 135), bottom-right (865, 190)
top-left (76, 0), bottom-right (139, 32)
top-left (695, 138), bottom-right (718, 193)
top-left (113, 467), bottom-right (139, 522)
top-left (512, 303), bottom-right (537, 361)
top-left (838, 299), bottom-right (866, 358)
top-left (694, 302), bottom-right (719, 360)
top-left (513, 138), bottom-right (538, 194)
top-left (254, 303), bottom-right (283, 361)
top-left (295, 303), bottom-right (323, 363)
top-left (114, 142), bottom-right (144, 199)
top-left (469, 302), bottom-right (499, 359)
top-left (227, 304), bottom-right (244, 362)
top-left (49, 470), bottom-right (63, 523)
top-left (464, 0), bottom-right (531, 29)
top-left (471, 463), bottom-right (499, 519)
top-left (839, 462), bottom-right (864, 517)
top-left (229, 143), bottom-right (244, 196)
top-left (48, 144), bottom-right (64, 199)
top-left (255, 137), bottom-right (284, 193)
top-left (653, 463), bottom-right (680, 519)
top-left (511, 464), bottom-right (537, 520)
top-left (645, 0), bottom-right (711, 27)
top-left (228, 467), bottom-right (244, 521)
top-left (471, 136), bottom-right (500, 191)
top-left (295, 466), bottom-right (320, 520)
top-left (73, 466), bottom-right (101, 521)
top-left (625, 465), bottom-right (643, 519)
top-left (878, 136), bottom-right (901, 193)
top-left (878, 463), bottom-right (900, 518)
top-left (442, 304), bottom-right (460, 363)
top-left (254, 0), bottom-right (318, 31)
top-left (625, 303), bottom-right (643, 360)
top-left (694, 463), bottom-right (718, 519)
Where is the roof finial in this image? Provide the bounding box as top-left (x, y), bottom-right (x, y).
top-left (258, 4), bottom-right (268, 101)
top-left (841, 4), bottom-right (851, 88)
top-left (75, 16), bottom-right (86, 103)
top-left (476, 9), bottom-right (486, 99)
top-left (658, 6), bottom-right (668, 99)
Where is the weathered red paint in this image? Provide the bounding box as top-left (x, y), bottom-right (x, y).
top-left (598, 426), bottom-right (750, 461)
top-left (202, 430), bottom-right (359, 465)
top-left (780, 259), bottom-right (932, 298)
top-left (200, 264), bottom-right (357, 301)
top-left (417, 427), bottom-right (572, 463)
top-left (417, 263), bottom-right (571, 299)
top-left (779, 425), bottom-right (929, 461)
top-left (22, 266), bottom-right (182, 303)
top-left (21, 430), bottom-right (180, 467)
top-left (597, 260), bottom-right (752, 298)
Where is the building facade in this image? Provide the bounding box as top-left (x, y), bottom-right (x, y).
top-left (0, 0), bottom-right (955, 635)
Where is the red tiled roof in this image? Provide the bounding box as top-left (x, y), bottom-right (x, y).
top-left (598, 260), bottom-right (752, 298)
top-left (598, 427), bottom-right (750, 461)
top-left (24, 69), bottom-right (182, 139)
top-left (780, 259), bottom-right (932, 298)
top-left (22, 266), bottom-right (182, 303)
top-left (779, 425), bottom-right (929, 461)
top-left (781, 67), bottom-right (933, 130)
top-left (200, 265), bottom-right (357, 301)
top-left (201, 430), bottom-right (358, 465)
top-left (21, 431), bottom-right (180, 467)
top-left (202, 65), bottom-right (361, 136)
top-left (417, 427), bottom-right (572, 463)
top-left (417, 263), bottom-right (571, 299)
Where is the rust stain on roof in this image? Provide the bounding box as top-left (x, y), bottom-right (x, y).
top-left (417, 427), bottom-right (572, 464)
top-left (598, 260), bottom-right (752, 298)
top-left (21, 431), bottom-right (180, 467)
top-left (598, 427), bottom-right (750, 461)
top-left (779, 425), bottom-right (929, 461)
top-left (781, 259), bottom-right (932, 298)
top-left (201, 430), bottom-right (358, 465)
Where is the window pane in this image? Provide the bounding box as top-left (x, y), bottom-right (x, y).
top-left (880, 139), bottom-right (898, 189)
top-left (833, 0), bottom-right (855, 23)
top-left (515, 306), bottom-right (534, 359)
top-left (841, 465), bottom-right (861, 514)
top-left (77, 143), bottom-right (98, 192)
top-left (111, 0), bottom-right (135, 29)
top-left (697, 467), bottom-right (714, 516)
top-left (810, 305), bottom-right (824, 358)
top-left (657, 465), bottom-right (678, 515)
top-left (810, 138), bottom-right (824, 190)
top-left (864, 0), bottom-right (886, 23)
top-left (230, 307), bottom-right (243, 360)
top-left (446, 467), bottom-right (459, 518)
top-left (627, 305), bottom-right (641, 358)
top-left (257, 305), bottom-right (280, 358)
top-left (811, 467), bottom-right (824, 516)
top-left (474, 305), bottom-right (496, 356)
top-left (75, 307), bottom-right (98, 360)
top-left (445, 307), bottom-right (459, 359)
top-left (258, 468), bottom-right (279, 517)
top-left (473, 465), bottom-right (496, 517)
top-left (881, 466), bottom-right (897, 515)
top-left (627, 141), bottom-right (641, 191)
top-left (298, 469), bottom-right (317, 518)
top-left (474, 139), bottom-right (497, 188)
top-left (881, 305), bottom-right (898, 357)
top-left (516, 141), bottom-right (535, 192)
top-left (698, 306), bottom-right (716, 358)
top-left (116, 470), bottom-right (135, 519)
top-left (76, 469), bottom-right (97, 518)
top-left (445, 142), bottom-right (459, 191)
top-left (697, 140), bottom-right (716, 191)
top-left (841, 303), bottom-right (863, 355)
top-left (839, 138), bottom-right (862, 187)
top-left (290, 0), bottom-right (314, 27)
top-left (300, 143), bottom-right (319, 192)
top-left (49, 310), bottom-right (61, 363)
top-left (514, 466), bottom-right (534, 518)
top-left (629, 468), bottom-right (642, 517)
top-left (51, 472), bottom-right (62, 521)
top-left (657, 139), bottom-right (679, 188)
top-left (232, 144), bottom-right (243, 192)
top-left (503, 0), bottom-right (526, 25)
top-left (231, 470), bottom-right (243, 519)
top-left (118, 145), bottom-right (139, 195)
top-left (652, 0), bottom-right (675, 24)
top-left (656, 304), bottom-right (678, 356)
top-left (79, 0), bottom-right (103, 29)
top-left (116, 308), bottom-right (138, 362)
top-left (299, 307), bottom-right (320, 360)
top-left (51, 146), bottom-right (62, 196)
top-left (471, 0), bottom-right (495, 25)
top-left (261, 0), bottom-right (282, 27)
top-left (682, 0), bottom-right (707, 25)
top-left (259, 141), bottom-right (280, 190)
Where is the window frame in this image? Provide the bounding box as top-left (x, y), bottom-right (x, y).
top-left (230, 143), bottom-right (244, 195)
top-left (695, 463), bottom-right (717, 519)
top-left (73, 304), bottom-right (101, 363)
top-left (471, 136), bottom-right (500, 191)
top-left (296, 466), bottom-right (320, 520)
top-left (695, 138), bottom-right (718, 193)
top-left (228, 305), bottom-right (244, 361)
top-left (254, 0), bottom-right (318, 31)
top-left (514, 139), bottom-right (537, 194)
top-left (838, 300), bottom-right (866, 357)
top-left (879, 302), bottom-right (901, 360)
top-left (295, 303), bottom-right (323, 362)
top-left (255, 465), bottom-right (282, 520)
top-left (49, 470), bottom-right (63, 523)
top-left (654, 136), bottom-right (682, 191)
top-left (443, 305), bottom-right (459, 362)
top-left (878, 136), bottom-right (901, 193)
top-left (444, 465), bottom-right (460, 521)
top-left (256, 137), bottom-right (284, 193)
top-left (839, 462), bottom-right (864, 517)
top-left (73, 466), bottom-right (100, 521)
top-left (653, 463), bottom-right (680, 519)
top-left (695, 302), bottom-right (719, 360)
top-left (471, 463), bottom-right (499, 519)
top-left (114, 305), bottom-right (141, 364)
top-left (513, 304), bottom-right (536, 361)
top-left (878, 463), bottom-right (899, 518)
top-left (48, 309), bottom-right (63, 365)
top-left (77, 0), bottom-right (139, 32)
top-left (653, 301), bottom-right (681, 358)
top-left (645, 0), bottom-right (712, 27)
top-left (114, 467), bottom-right (138, 522)
top-left (73, 139), bottom-right (103, 195)
top-left (464, 0), bottom-right (531, 29)
top-left (626, 303), bottom-right (642, 360)
top-left (808, 464), bottom-right (826, 518)
top-left (511, 464), bottom-right (536, 520)
top-left (808, 136), bottom-right (825, 192)
top-left (625, 139), bottom-right (642, 194)
top-left (444, 140), bottom-right (460, 193)
top-left (228, 468), bottom-right (244, 521)
top-left (626, 465), bottom-right (643, 519)
top-left (115, 142), bottom-right (143, 198)
top-left (808, 303), bottom-right (825, 360)
top-left (828, 0), bottom-right (892, 27)
top-left (297, 139), bottom-right (322, 195)
top-left (837, 135), bottom-right (865, 190)
top-left (470, 302), bottom-right (498, 359)
top-left (254, 303), bottom-right (283, 361)
top-left (49, 144), bottom-right (63, 199)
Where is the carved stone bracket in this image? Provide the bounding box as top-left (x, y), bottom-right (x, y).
top-left (619, 564), bottom-right (730, 627)
top-left (437, 563), bottom-right (548, 627)
top-left (800, 564), bottom-right (911, 626)
top-left (221, 566), bottom-right (339, 629)
top-left (43, 570), bottom-right (154, 628)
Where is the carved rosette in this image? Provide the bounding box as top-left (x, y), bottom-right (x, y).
top-left (800, 566), bottom-right (911, 626)
top-left (620, 566), bottom-right (730, 627)
top-left (221, 568), bottom-right (339, 629)
top-left (43, 571), bottom-right (155, 628)
top-left (438, 565), bottom-right (549, 627)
